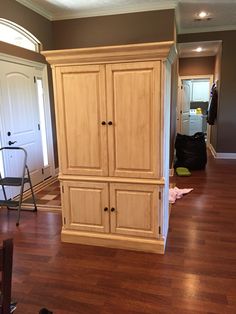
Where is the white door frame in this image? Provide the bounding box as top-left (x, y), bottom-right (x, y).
top-left (0, 52), bottom-right (55, 178)
top-left (177, 74), bottom-right (214, 146)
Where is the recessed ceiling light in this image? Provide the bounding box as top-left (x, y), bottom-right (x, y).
top-left (195, 47), bottom-right (203, 52)
top-left (198, 11), bottom-right (207, 18)
top-left (194, 11), bottom-right (212, 22)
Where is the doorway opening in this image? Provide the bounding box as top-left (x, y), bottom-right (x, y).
top-left (177, 75), bottom-right (213, 146)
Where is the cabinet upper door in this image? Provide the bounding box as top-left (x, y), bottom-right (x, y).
top-left (55, 65), bottom-right (108, 176)
top-left (106, 61), bottom-right (161, 178)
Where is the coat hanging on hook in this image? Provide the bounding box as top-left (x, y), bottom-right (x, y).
top-left (207, 83), bottom-right (218, 125)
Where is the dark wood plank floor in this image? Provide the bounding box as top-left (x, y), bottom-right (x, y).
top-left (0, 152), bottom-right (236, 313)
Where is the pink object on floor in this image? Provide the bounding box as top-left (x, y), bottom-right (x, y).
top-left (169, 187), bottom-right (193, 204)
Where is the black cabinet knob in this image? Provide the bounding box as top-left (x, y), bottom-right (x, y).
top-left (101, 121), bottom-right (106, 125)
top-left (104, 207), bottom-right (108, 212)
top-left (111, 207), bottom-right (115, 212)
top-left (108, 121), bottom-right (113, 125)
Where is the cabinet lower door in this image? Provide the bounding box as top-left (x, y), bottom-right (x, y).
top-left (110, 183), bottom-right (159, 238)
top-left (62, 181), bottom-right (109, 233)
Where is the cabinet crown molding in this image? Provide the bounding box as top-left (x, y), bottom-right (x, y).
top-left (42, 41), bottom-right (176, 65)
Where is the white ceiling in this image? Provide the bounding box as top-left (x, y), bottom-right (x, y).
top-left (16, 0), bottom-right (176, 21)
top-left (176, 0), bottom-right (236, 34)
top-left (16, 0), bottom-right (236, 34)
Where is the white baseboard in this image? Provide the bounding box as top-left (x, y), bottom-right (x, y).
top-left (215, 152), bottom-right (236, 159)
top-left (209, 144), bottom-right (236, 159)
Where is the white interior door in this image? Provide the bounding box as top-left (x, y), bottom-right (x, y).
top-left (180, 80), bottom-right (191, 135)
top-left (0, 60), bottom-right (44, 198)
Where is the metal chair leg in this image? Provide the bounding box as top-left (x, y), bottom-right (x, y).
top-left (26, 166), bottom-right (37, 212)
top-left (1, 184), bottom-right (10, 212)
top-left (16, 178), bottom-right (25, 227)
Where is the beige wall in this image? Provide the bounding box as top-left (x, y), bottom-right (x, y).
top-left (52, 9), bottom-right (175, 49)
top-left (178, 31), bottom-right (236, 154)
top-left (179, 57), bottom-right (215, 76)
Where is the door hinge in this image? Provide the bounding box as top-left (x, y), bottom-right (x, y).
top-left (159, 191), bottom-right (161, 200)
top-left (61, 185), bottom-right (64, 193)
top-left (41, 168), bottom-right (44, 174)
top-left (34, 76), bottom-right (36, 83)
top-left (181, 85), bottom-right (183, 89)
top-left (159, 226), bottom-right (161, 234)
top-left (63, 217), bottom-right (66, 225)
top-left (38, 124), bottom-right (40, 130)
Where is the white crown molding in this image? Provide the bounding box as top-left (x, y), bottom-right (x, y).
top-left (179, 24), bottom-right (236, 35)
top-left (16, 0), bottom-right (53, 20)
top-left (16, 0), bottom-right (177, 21)
top-left (52, 2), bottom-right (177, 20)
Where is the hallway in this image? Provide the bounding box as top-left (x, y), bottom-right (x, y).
top-left (0, 153), bottom-right (236, 313)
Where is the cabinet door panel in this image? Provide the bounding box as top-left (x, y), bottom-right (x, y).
top-left (110, 183), bottom-right (159, 238)
top-left (55, 65), bottom-right (108, 176)
top-left (106, 62), bottom-right (161, 178)
top-left (62, 181), bottom-right (109, 233)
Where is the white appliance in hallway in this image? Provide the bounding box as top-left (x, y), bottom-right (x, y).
top-left (179, 78), bottom-right (210, 136)
top-left (189, 109), bottom-right (203, 135)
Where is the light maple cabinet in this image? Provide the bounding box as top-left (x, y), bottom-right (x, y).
top-left (42, 41), bottom-right (176, 254)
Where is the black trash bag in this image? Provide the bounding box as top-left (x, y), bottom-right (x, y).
top-left (175, 132), bottom-right (207, 170)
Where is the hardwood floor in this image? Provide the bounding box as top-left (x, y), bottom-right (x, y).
top-left (0, 152), bottom-right (236, 313)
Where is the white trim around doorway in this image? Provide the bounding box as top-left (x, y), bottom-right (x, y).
top-left (178, 74), bottom-right (214, 147)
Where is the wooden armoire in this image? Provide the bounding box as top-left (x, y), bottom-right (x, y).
top-left (42, 41), bottom-right (176, 253)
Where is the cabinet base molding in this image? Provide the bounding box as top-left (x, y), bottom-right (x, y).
top-left (61, 229), bottom-right (166, 254)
